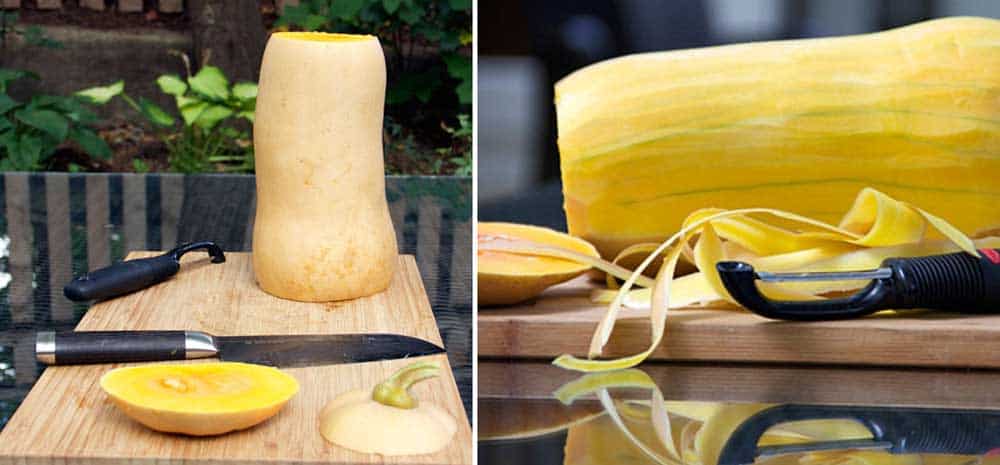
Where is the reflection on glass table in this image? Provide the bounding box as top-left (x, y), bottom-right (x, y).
top-left (0, 173), bottom-right (472, 430)
top-left (479, 362), bottom-right (1000, 465)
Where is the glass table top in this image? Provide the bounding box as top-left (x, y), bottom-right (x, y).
top-left (0, 172), bottom-right (472, 429)
top-left (479, 361), bottom-right (1000, 465)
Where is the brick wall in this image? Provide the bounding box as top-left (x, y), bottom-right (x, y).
top-left (0, 0), bottom-right (184, 13)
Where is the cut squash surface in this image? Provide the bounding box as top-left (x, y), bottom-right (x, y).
top-left (100, 362), bottom-right (299, 435)
top-left (478, 222), bottom-right (600, 306)
top-left (272, 31), bottom-right (374, 42)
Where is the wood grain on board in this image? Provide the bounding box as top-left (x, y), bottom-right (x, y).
top-left (478, 275), bottom-right (1000, 368)
top-left (0, 253), bottom-right (471, 465)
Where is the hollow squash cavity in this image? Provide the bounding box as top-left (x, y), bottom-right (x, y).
top-left (272, 31), bottom-right (373, 42)
top-left (100, 362), bottom-right (299, 436)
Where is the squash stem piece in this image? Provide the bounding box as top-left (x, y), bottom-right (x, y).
top-left (372, 361), bottom-right (440, 409)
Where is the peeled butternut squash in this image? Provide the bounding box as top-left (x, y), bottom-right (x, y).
top-left (478, 222), bottom-right (600, 306)
top-left (253, 32), bottom-right (398, 301)
top-left (100, 362), bottom-right (299, 436)
top-left (557, 16), bottom-right (1000, 260)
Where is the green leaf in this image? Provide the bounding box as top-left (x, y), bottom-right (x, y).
top-left (0, 93), bottom-right (20, 115)
top-left (387, 70), bottom-right (440, 105)
top-left (382, 0), bottom-right (402, 13)
top-left (329, 0), bottom-right (366, 19)
top-left (302, 13), bottom-right (329, 30)
top-left (0, 117), bottom-right (12, 133)
top-left (194, 104), bottom-right (233, 130)
top-left (16, 133), bottom-right (44, 170)
top-left (231, 82), bottom-right (258, 101)
top-left (0, 68), bottom-right (36, 93)
top-left (178, 96), bottom-right (208, 127)
top-left (444, 54), bottom-right (472, 104)
top-left (275, 3), bottom-right (315, 27)
top-left (237, 109), bottom-right (255, 123)
top-left (139, 97), bottom-right (175, 127)
top-left (444, 53), bottom-right (471, 79)
top-left (14, 107), bottom-right (69, 141)
top-left (449, 0), bottom-right (471, 10)
top-left (396, 1), bottom-right (425, 24)
top-left (132, 158), bottom-right (149, 173)
top-left (75, 81), bottom-right (124, 105)
top-left (22, 25), bottom-right (63, 49)
top-left (188, 66), bottom-right (230, 101)
top-left (156, 75), bottom-right (188, 97)
top-left (454, 79), bottom-right (471, 105)
top-left (69, 127), bottom-right (112, 159)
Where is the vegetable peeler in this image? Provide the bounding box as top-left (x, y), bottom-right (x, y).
top-left (63, 241), bottom-right (225, 302)
top-left (716, 249), bottom-right (1000, 321)
top-left (718, 404), bottom-right (1000, 465)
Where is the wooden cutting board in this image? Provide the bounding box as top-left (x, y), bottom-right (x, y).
top-left (478, 275), bottom-right (1000, 368)
top-left (478, 362), bottom-right (1000, 409)
top-left (0, 252), bottom-right (471, 465)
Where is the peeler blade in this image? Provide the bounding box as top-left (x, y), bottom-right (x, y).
top-left (756, 268), bottom-right (893, 283)
top-left (756, 439), bottom-right (893, 461)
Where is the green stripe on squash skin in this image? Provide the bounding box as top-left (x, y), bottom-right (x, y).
top-left (564, 109), bottom-right (1000, 165)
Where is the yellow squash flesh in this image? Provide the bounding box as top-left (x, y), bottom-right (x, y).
top-left (556, 16), bottom-right (1000, 260)
top-left (100, 362), bottom-right (299, 436)
top-left (319, 390), bottom-right (457, 455)
top-left (253, 32), bottom-right (398, 302)
top-left (478, 222), bottom-right (600, 306)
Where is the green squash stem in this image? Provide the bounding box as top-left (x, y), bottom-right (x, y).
top-left (372, 361), bottom-right (440, 409)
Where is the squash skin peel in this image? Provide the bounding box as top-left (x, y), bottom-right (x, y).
top-left (554, 187), bottom-right (992, 372)
top-left (99, 362), bottom-right (299, 436)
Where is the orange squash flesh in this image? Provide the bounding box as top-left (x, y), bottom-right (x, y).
top-left (478, 222), bottom-right (600, 306)
top-left (100, 362), bottom-right (299, 436)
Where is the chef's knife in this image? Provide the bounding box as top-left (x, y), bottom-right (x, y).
top-left (35, 331), bottom-right (445, 367)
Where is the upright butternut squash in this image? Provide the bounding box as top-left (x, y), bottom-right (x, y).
top-left (253, 32), bottom-right (398, 301)
top-left (557, 17), bottom-right (1000, 260)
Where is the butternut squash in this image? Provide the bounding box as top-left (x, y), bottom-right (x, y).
top-left (478, 222), bottom-right (600, 306)
top-left (556, 16), bottom-right (1000, 260)
top-left (100, 362), bottom-right (299, 436)
top-left (253, 32), bottom-right (397, 302)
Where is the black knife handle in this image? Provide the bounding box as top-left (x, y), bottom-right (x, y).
top-left (36, 331), bottom-right (218, 365)
top-left (883, 248), bottom-right (1000, 313)
top-left (63, 241), bottom-right (225, 302)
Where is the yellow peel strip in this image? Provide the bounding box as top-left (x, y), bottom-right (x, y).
top-left (607, 243), bottom-right (662, 289)
top-left (554, 189), bottom-right (984, 372)
top-left (554, 369), bottom-right (681, 462)
top-left (478, 240), bottom-right (657, 288)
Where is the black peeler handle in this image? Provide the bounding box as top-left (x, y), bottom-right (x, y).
top-left (718, 249), bottom-right (1000, 320)
top-left (883, 248), bottom-right (1000, 313)
top-left (718, 404), bottom-right (1000, 465)
top-left (63, 241), bottom-right (225, 302)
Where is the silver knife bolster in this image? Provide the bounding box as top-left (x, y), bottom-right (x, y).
top-left (184, 331), bottom-right (219, 359)
top-left (35, 331), bottom-right (56, 364)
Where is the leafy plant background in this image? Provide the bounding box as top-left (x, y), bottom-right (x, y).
top-left (277, 0), bottom-right (472, 175)
top-left (0, 1), bottom-right (471, 176)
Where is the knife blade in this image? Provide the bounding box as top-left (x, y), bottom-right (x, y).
top-left (35, 330), bottom-right (445, 367)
